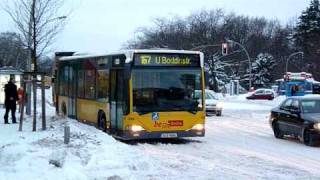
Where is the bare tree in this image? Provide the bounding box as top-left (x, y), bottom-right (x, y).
top-left (125, 9), bottom-right (294, 90)
top-left (0, 32), bottom-right (28, 69)
top-left (4, 0), bottom-right (67, 131)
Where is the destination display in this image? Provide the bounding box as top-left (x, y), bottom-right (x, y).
top-left (134, 53), bottom-right (200, 67)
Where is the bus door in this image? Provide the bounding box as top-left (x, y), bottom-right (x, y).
top-left (68, 66), bottom-right (77, 118)
top-left (110, 69), bottom-right (125, 131)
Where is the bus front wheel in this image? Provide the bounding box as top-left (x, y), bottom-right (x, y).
top-left (98, 112), bottom-right (107, 132)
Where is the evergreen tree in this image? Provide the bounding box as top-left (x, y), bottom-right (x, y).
top-left (250, 53), bottom-right (276, 88)
top-left (294, 0), bottom-right (320, 78)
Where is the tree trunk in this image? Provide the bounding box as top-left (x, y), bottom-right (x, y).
top-left (32, 0), bottom-right (37, 132)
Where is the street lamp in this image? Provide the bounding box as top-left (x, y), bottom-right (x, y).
top-left (226, 39), bottom-right (252, 90)
top-left (285, 51), bottom-right (304, 73)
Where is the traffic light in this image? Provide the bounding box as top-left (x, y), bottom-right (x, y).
top-left (222, 43), bottom-right (228, 55)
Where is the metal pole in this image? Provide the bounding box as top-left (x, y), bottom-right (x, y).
top-left (64, 125), bottom-right (70, 144)
top-left (41, 74), bottom-right (46, 130)
top-left (285, 52), bottom-right (304, 73)
top-left (227, 40), bottom-right (252, 90)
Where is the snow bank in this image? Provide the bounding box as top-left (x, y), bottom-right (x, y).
top-left (0, 88), bottom-right (161, 180)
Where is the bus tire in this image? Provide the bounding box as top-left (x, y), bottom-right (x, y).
top-left (61, 102), bottom-right (67, 116)
top-left (98, 111), bottom-right (107, 132)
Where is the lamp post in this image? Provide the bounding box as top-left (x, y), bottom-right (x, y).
top-left (285, 52), bottom-right (304, 73)
top-left (226, 39), bottom-right (252, 90)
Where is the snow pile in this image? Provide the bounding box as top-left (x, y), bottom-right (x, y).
top-left (0, 89), bottom-right (162, 180)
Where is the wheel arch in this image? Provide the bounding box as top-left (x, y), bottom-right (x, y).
top-left (61, 101), bottom-right (67, 116)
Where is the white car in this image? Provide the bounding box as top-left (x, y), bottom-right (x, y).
top-left (195, 90), bottom-right (223, 116)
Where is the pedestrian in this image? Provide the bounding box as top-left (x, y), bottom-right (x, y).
top-left (4, 78), bottom-right (19, 124)
top-left (17, 87), bottom-right (24, 113)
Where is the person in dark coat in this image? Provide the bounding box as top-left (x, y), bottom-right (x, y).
top-left (4, 78), bottom-right (19, 124)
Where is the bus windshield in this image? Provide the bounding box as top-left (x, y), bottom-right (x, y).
top-left (132, 68), bottom-right (203, 114)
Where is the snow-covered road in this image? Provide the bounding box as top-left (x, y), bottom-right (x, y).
top-left (0, 91), bottom-right (319, 180)
top-left (133, 97), bottom-right (320, 180)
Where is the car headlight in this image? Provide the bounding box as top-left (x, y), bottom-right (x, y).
top-left (127, 125), bottom-right (145, 132)
top-left (314, 123), bottom-right (320, 131)
top-left (216, 102), bottom-right (223, 108)
top-left (192, 124), bottom-right (204, 131)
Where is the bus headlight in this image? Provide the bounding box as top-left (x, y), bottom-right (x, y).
top-left (314, 123), bottom-right (320, 131)
top-left (192, 124), bottom-right (204, 131)
top-left (128, 125), bottom-right (145, 132)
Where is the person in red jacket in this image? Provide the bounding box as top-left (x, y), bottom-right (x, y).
top-left (4, 78), bottom-right (19, 124)
top-left (17, 87), bottom-right (24, 113)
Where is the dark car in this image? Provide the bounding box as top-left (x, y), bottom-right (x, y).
top-left (313, 83), bottom-right (320, 94)
top-left (269, 96), bottom-right (320, 146)
top-left (246, 89), bottom-right (275, 100)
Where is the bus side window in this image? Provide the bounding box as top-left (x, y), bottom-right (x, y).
top-left (97, 70), bottom-right (109, 102)
top-left (305, 82), bottom-right (312, 91)
top-left (85, 70), bottom-right (96, 99)
top-left (78, 70), bottom-right (85, 98)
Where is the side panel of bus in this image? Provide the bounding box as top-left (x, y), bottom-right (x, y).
top-left (57, 55), bottom-right (126, 130)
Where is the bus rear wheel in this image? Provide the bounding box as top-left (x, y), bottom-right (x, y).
top-left (98, 112), bottom-right (106, 132)
top-left (61, 102), bottom-right (67, 116)
top-left (98, 112), bottom-right (111, 133)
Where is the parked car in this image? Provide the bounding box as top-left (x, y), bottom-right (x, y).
top-left (269, 96), bottom-right (320, 146)
top-left (195, 90), bottom-right (223, 116)
top-left (246, 88), bottom-right (275, 100)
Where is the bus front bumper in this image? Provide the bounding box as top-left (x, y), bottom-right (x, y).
top-left (115, 129), bottom-right (205, 140)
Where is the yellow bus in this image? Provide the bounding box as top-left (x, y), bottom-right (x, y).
top-left (54, 50), bottom-right (205, 140)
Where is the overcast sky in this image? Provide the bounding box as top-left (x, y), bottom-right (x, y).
top-left (0, 0), bottom-right (310, 55)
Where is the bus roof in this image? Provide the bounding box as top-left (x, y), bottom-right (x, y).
top-left (58, 49), bottom-right (203, 61)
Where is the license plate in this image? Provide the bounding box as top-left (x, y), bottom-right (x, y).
top-left (161, 133), bottom-right (178, 138)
